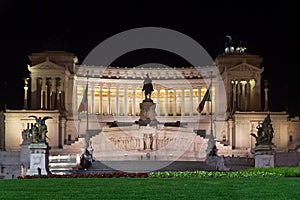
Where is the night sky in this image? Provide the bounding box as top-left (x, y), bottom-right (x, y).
top-left (1, 1), bottom-right (299, 117)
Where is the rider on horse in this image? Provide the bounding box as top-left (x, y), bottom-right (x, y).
top-left (142, 73), bottom-right (154, 100)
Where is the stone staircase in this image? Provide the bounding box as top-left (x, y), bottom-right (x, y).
top-left (48, 137), bottom-right (85, 174)
top-left (48, 129), bottom-right (102, 174)
top-left (48, 154), bottom-right (80, 175)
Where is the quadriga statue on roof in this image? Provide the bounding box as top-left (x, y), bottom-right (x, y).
top-left (250, 113), bottom-right (274, 146)
top-left (29, 116), bottom-right (52, 144)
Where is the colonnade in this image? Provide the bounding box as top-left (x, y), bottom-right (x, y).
top-left (30, 77), bottom-right (64, 110)
top-left (230, 79), bottom-right (256, 111)
top-left (76, 83), bottom-right (214, 116)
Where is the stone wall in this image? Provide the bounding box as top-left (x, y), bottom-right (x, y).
top-left (224, 156), bottom-right (254, 171)
top-left (0, 151), bottom-right (21, 179)
top-left (275, 152), bottom-right (300, 167)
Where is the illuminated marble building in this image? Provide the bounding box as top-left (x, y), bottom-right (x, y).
top-left (1, 47), bottom-right (300, 170)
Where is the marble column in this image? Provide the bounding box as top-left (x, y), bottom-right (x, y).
top-left (133, 88), bottom-right (136, 116)
top-left (165, 89), bottom-right (168, 116)
top-left (99, 86), bottom-right (103, 114)
top-left (23, 84), bottom-right (28, 110)
top-left (189, 88), bottom-right (193, 116)
top-left (173, 88), bottom-right (177, 116)
top-left (198, 87), bottom-right (201, 116)
top-left (116, 86), bottom-right (119, 115)
top-left (264, 80), bottom-right (269, 112)
top-left (245, 81), bottom-right (250, 111)
top-left (57, 79), bottom-right (62, 110)
top-left (50, 78), bottom-right (56, 110)
top-left (157, 89), bottom-right (160, 116)
top-left (237, 81), bottom-right (241, 111)
top-left (181, 88), bottom-right (185, 116)
top-left (124, 86), bottom-right (128, 116)
top-left (241, 81), bottom-right (246, 111)
top-left (108, 87), bottom-right (111, 115)
top-left (91, 84), bottom-right (95, 114)
top-left (41, 77), bottom-right (46, 110)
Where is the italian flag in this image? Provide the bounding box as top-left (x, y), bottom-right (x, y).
top-left (78, 84), bottom-right (88, 113)
top-left (197, 83), bottom-right (211, 113)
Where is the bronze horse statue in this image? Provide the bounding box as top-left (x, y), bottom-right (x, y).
top-left (142, 74), bottom-right (154, 100)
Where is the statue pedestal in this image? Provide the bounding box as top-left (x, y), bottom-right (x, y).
top-left (20, 144), bottom-right (31, 169)
top-left (206, 155), bottom-right (230, 171)
top-left (138, 99), bottom-right (158, 126)
top-left (254, 145), bottom-right (276, 168)
top-left (26, 143), bottom-right (50, 176)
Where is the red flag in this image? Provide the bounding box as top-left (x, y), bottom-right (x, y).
top-left (78, 84), bottom-right (88, 113)
top-left (197, 83), bottom-right (211, 113)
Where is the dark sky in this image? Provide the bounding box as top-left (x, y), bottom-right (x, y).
top-left (1, 1), bottom-right (299, 116)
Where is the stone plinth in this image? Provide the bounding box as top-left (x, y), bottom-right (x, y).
top-left (138, 99), bottom-right (158, 126)
top-left (26, 143), bottom-right (50, 176)
top-left (20, 144), bottom-right (31, 169)
top-left (254, 145), bottom-right (276, 168)
top-left (206, 155), bottom-right (230, 171)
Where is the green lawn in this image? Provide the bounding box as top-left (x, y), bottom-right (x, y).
top-left (0, 177), bottom-right (300, 199)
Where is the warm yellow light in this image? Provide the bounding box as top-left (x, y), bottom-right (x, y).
top-left (249, 79), bottom-right (255, 87)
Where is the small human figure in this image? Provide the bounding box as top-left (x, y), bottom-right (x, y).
top-left (142, 73), bottom-right (154, 100)
top-left (21, 129), bottom-right (31, 144)
top-left (24, 78), bottom-right (30, 86)
top-left (79, 149), bottom-right (92, 170)
top-left (20, 164), bottom-right (26, 178)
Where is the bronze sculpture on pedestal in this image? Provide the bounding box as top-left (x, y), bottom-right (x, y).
top-left (250, 113), bottom-right (274, 146)
top-left (142, 73), bottom-right (154, 100)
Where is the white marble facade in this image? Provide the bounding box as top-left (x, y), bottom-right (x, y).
top-left (1, 50), bottom-right (300, 160)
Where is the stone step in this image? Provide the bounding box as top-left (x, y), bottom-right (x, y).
top-left (79, 160), bottom-right (219, 174)
top-left (48, 154), bottom-right (79, 174)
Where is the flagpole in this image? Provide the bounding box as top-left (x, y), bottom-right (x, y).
top-left (86, 76), bottom-right (89, 131)
top-left (85, 73), bottom-right (90, 154)
top-left (208, 70), bottom-right (217, 157)
top-left (210, 71), bottom-right (213, 138)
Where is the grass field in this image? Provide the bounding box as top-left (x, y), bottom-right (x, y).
top-left (1, 177), bottom-right (300, 199)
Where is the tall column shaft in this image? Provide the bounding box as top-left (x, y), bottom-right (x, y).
top-left (132, 88), bottom-right (136, 116)
top-left (116, 87), bottom-right (119, 115)
top-left (24, 86), bottom-right (28, 109)
top-left (99, 86), bottom-right (103, 114)
top-left (264, 88), bottom-right (269, 111)
top-left (237, 81), bottom-right (241, 111)
top-left (198, 87), bottom-right (201, 116)
top-left (124, 87), bottom-right (128, 115)
top-left (50, 78), bottom-right (56, 110)
top-left (181, 89), bottom-right (185, 116)
top-left (91, 84), bottom-right (95, 114)
top-left (41, 78), bottom-right (47, 109)
top-left (108, 87), bottom-right (111, 114)
top-left (232, 81), bottom-right (237, 112)
top-left (173, 88), bottom-right (177, 116)
top-left (157, 89), bottom-right (160, 116)
top-left (245, 81), bottom-right (250, 111)
top-left (189, 88), bottom-right (193, 116)
top-left (241, 82), bottom-right (246, 111)
top-left (165, 89), bottom-right (168, 116)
